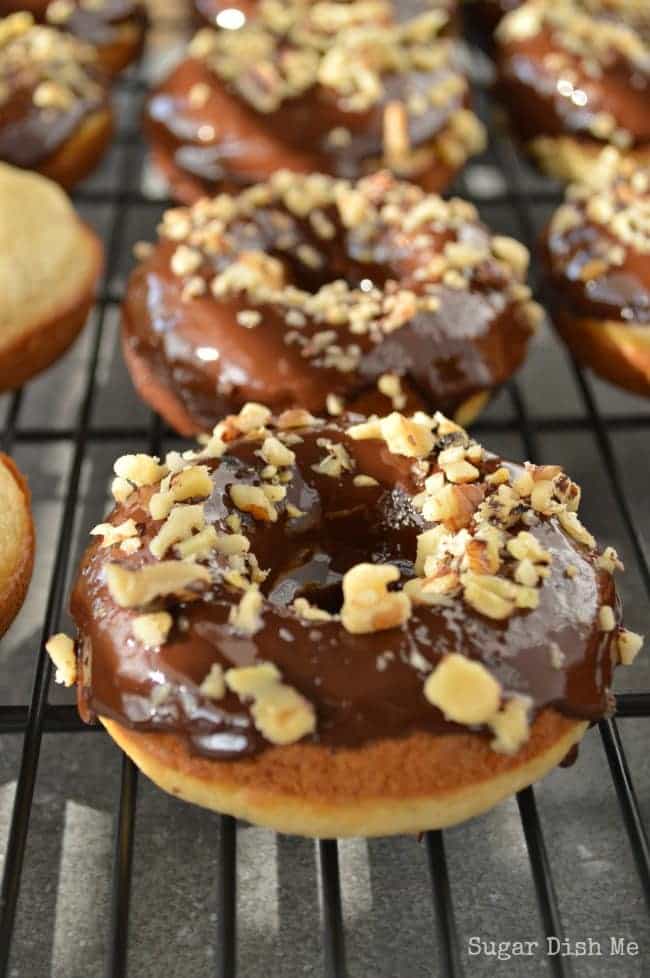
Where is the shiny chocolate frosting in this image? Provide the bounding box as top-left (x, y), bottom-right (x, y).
top-left (543, 152), bottom-right (650, 323)
top-left (0, 14), bottom-right (109, 169)
top-left (145, 2), bottom-right (483, 199)
top-left (70, 408), bottom-right (628, 760)
top-left (496, 0), bottom-right (650, 149)
top-left (122, 170), bottom-right (538, 434)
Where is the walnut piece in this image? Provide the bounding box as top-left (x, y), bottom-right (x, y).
top-left (341, 563), bottom-right (411, 634)
top-left (90, 519), bottom-right (138, 549)
top-left (150, 504), bottom-right (205, 559)
top-left (132, 612), bottom-right (173, 649)
top-left (228, 587), bottom-right (264, 635)
top-left (45, 633), bottom-right (77, 687)
top-left (105, 561), bottom-right (211, 608)
top-left (424, 653), bottom-right (501, 725)
top-left (618, 629), bottom-right (644, 666)
top-left (199, 663), bottom-right (226, 699)
top-left (230, 483), bottom-right (278, 522)
top-left (489, 695), bottom-right (531, 754)
top-left (149, 466), bottom-right (212, 520)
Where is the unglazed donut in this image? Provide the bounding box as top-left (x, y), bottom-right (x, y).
top-left (48, 406), bottom-right (643, 836)
top-left (0, 1), bottom-right (147, 76)
top-left (0, 163), bottom-right (103, 390)
top-left (122, 170), bottom-right (540, 436)
top-left (0, 12), bottom-right (113, 187)
top-left (145, 0), bottom-right (486, 204)
top-left (0, 453), bottom-right (34, 638)
top-left (543, 149), bottom-right (650, 396)
top-left (495, 0), bottom-right (650, 182)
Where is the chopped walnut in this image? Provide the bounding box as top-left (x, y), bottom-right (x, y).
top-left (45, 633), bottom-right (77, 687)
top-left (176, 526), bottom-right (218, 559)
top-left (251, 683), bottom-right (316, 746)
top-left (341, 563), bottom-right (411, 634)
top-left (132, 612), bottom-right (173, 649)
top-left (90, 519), bottom-right (138, 549)
top-left (260, 436), bottom-right (295, 468)
top-left (230, 483), bottom-right (278, 522)
top-left (617, 629), bottom-right (644, 666)
top-left (311, 439), bottom-right (354, 478)
top-left (378, 413), bottom-right (434, 459)
top-left (558, 511), bottom-right (596, 549)
top-left (424, 653), bottom-right (501, 725)
top-left (489, 696), bottom-right (532, 754)
top-left (105, 561), bottom-right (211, 608)
top-left (599, 605), bottom-right (616, 632)
top-left (114, 454), bottom-right (167, 487)
top-left (229, 586), bottom-right (264, 635)
top-left (150, 504), bottom-right (205, 559)
top-left (199, 662), bottom-right (225, 699)
top-left (225, 662), bottom-right (280, 697)
top-left (292, 597), bottom-right (336, 622)
top-left (149, 466), bottom-right (212, 520)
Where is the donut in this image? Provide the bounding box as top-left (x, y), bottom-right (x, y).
top-left (0, 12), bottom-right (113, 188)
top-left (0, 1), bottom-right (147, 76)
top-left (469, 0), bottom-right (650, 35)
top-left (495, 0), bottom-right (650, 182)
top-left (0, 163), bottom-right (103, 390)
top-left (0, 453), bottom-right (35, 638)
top-left (145, 0), bottom-right (486, 204)
top-left (122, 170), bottom-right (540, 436)
top-left (542, 148), bottom-right (650, 397)
top-left (193, 0), bottom-right (459, 33)
top-left (48, 405), bottom-right (643, 836)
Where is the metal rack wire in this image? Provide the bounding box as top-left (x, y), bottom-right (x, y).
top-left (0, 14), bottom-right (649, 978)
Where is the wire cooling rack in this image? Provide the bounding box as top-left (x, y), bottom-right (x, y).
top-left (0, 10), bottom-right (648, 978)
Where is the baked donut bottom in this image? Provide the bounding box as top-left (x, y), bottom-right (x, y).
top-left (528, 136), bottom-right (650, 184)
top-left (101, 710), bottom-right (588, 836)
top-left (36, 107), bottom-right (114, 190)
top-left (0, 454), bottom-right (35, 637)
top-left (554, 312), bottom-right (650, 398)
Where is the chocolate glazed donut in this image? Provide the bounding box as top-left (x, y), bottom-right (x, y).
top-left (0, 12), bottom-right (113, 188)
top-left (495, 0), bottom-right (650, 182)
top-left (122, 171), bottom-right (540, 436)
top-left (0, 1), bottom-right (147, 76)
top-left (193, 0), bottom-right (459, 31)
top-left (542, 149), bottom-right (650, 396)
top-left (145, 1), bottom-right (485, 204)
top-left (49, 406), bottom-right (643, 836)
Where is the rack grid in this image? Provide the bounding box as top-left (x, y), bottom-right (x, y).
top-left (0, 11), bottom-right (648, 978)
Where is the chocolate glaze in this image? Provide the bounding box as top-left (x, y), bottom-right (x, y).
top-left (497, 22), bottom-right (650, 147)
top-left (0, 1), bottom-right (144, 45)
top-left (71, 421), bottom-right (620, 760)
top-left (543, 193), bottom-right (650, 324)
top-left (0, 26), bottom-right (109, 169)
top-left (122, 193), bottom-right (532, 432)
top-left (146, 52), bottom-right (468, 197)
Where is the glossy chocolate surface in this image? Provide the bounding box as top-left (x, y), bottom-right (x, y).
top-left (0, 23), bottom-right (108, 168)
top-left (71, 422), bottom-right (619, 760)
top-left (146, 54), bottom-right (468, 193)
top-left (497, 19), bottom-right (650, 146)
top-left (122, 192), bottom-right (532, 432)
top-left (543, 175), bottom-right (650, 324)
